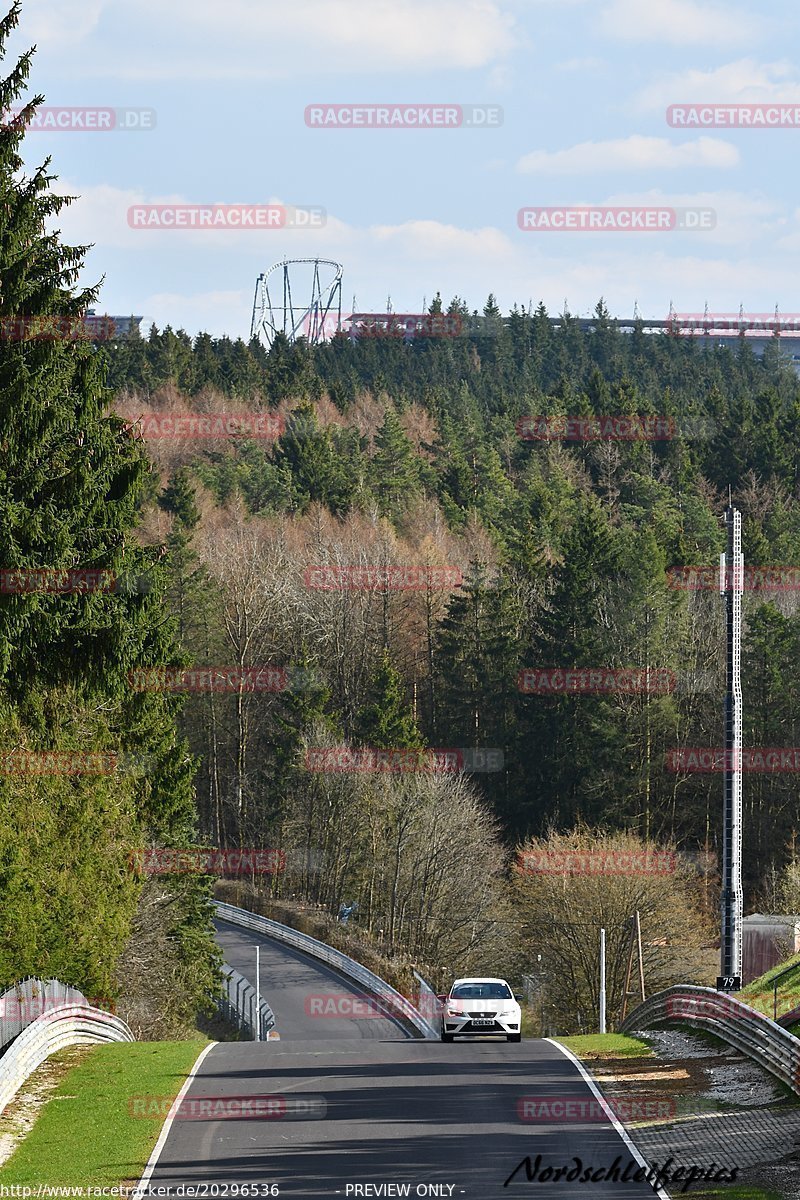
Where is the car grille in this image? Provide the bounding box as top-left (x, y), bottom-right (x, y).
top-left (467, 1011), bottom-right (497, 1018)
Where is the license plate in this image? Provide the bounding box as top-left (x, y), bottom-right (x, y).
top-left (471, 1018), bottom-right (494, 1026)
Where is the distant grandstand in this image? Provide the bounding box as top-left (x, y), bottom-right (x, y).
top-left (335, 304), bottom-right (800, 375)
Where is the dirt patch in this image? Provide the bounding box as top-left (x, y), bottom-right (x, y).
top-left (0, 1045), bottom-right (94, 1167)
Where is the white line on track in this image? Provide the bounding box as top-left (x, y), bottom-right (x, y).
top-left (133, 1040), bottom-right (218, 1197)
top-left (545, 1038), bottom-right (672, 1199)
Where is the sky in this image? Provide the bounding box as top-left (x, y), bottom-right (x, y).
top-left (6, 0), bottom-right (800, 340)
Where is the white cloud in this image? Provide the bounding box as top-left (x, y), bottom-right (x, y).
top-left (599, 0), bottom-right (757, 47)
top-left (772, 206), bottom-right (800, 252)
top-left (600, 188), bottom-right (782, 246)
top-left (19, 0), bottom-right (106, 47)
top-left (51, 181), bottom-right (148, 250)
top-left (554, 56), bottom-right (607, 73)
top-left (49, 181), bottom-right (352, 251)
top-left (637, 59), bottom-right (800, 111)
top-left (502, 0), bottom-right (759, 48)
top-left (487, 64), bottom-right (515, 91)
top-left (517, 135), bottom-right (739, 174)
top-left (369, 219), bottom-right (513, 262)
top-left (31, 0), bottom-right (516, 78)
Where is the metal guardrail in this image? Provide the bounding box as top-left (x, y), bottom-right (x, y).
top-left (0, 978), bottom-right (91, 1051)
top-left (412, 969), bottom-right (442, 1030)
top-left (0, 1003), bottom-right (134, 1115)
top-left (219, 965), bottom-right (277, 1041)
top-left (778, 1004), bottom-right (800, 1029)
top-left (214, 901), bottom-right (439, 1039)
top-left (760, 960), bottom-right (800, 1024)
top-left (621, 984), bottom-right (800, 1096)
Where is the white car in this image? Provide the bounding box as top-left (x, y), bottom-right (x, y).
top-left (440, 977), bottom-right (522, 1042)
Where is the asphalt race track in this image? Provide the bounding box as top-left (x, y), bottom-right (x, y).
top-left (141, 919), bottom-right (669, 1199)
top-left (213, 919), bottom-right (409, 1041)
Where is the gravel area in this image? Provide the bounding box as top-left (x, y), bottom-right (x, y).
top-left (589, 1028), bottom-right (800, 1197)
top-left (643, 1028), bottom-right (784, 1108)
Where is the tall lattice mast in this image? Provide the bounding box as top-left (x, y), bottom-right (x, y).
top-left (719, 498), bottom-right (743, 991)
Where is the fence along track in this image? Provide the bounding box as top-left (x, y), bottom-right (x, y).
top-left (0, 977), bottom-right (94, 1051)
top-left (219, 964), bottom-right (278, 1040)
top-left (0, 1003), bottom-right (134, 1115)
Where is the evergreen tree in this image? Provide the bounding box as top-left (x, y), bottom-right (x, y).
top-left (0, 3), bottom-right (216, 1009)
top-left (352, 649), bottom-right (423, 750)
top-left (272, 402), bottom-right (360, 514)
top-left (433, 563), bottom-right (527, 831)
top-left (371, 405), bottom-right (421, 517)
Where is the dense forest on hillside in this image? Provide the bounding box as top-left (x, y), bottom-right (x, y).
top-left (106, 304), bottom-right (800, 916)
top-left (5, 0), bottom-right (793, 1032)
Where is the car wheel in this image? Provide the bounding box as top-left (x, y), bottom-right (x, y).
top-left (507, 1033), bottom-right (521, 1043)
top-left (441, 1027), bottom-right (454, 1043)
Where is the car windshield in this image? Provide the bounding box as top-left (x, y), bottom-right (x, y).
top-left (450, 982), bottom-right (513, 1000)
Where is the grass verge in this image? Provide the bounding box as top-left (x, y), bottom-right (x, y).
top-left (690, 1188), bottom-right (783, 1200)
top-left (740, 952), bottom-right (800, 1020)
top-left (555, 1033), bottom-right (653, 1059)
top-left (0, 1040), bottom-right (208, 1187)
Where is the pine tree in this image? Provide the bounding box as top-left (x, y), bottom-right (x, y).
top-left (352, 649), bottom-right (423, 750)
top-left (433, 562), bottom-right (527, 829)
top-left (522, 495), bottom-right (625, 829)
top-left (0, 3), bottom-right (215, 1007)
top-left (372, 405), bottom-right (420, 517)
top-left (272, 402), bottom-right (359, 514)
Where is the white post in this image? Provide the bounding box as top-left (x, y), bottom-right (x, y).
top-left (599, 928), bottom-right (607, 1035)
top-left (255, 945), bottom-right (260, 1042)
